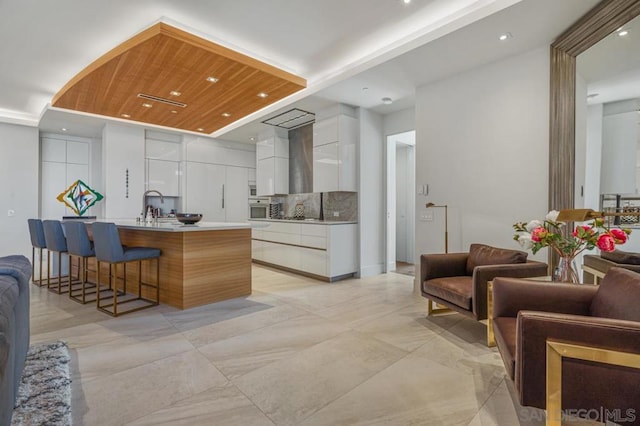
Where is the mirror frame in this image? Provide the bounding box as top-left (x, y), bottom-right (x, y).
top-left (549, 0), bottom-right (640, 213)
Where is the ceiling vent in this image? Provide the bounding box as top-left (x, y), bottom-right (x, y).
top-left (262, 108), bottom-right (315, 129)
top-left (137, 93), bottom-right (187, 108)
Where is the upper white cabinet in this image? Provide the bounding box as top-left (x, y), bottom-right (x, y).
top-left (40, 135), bottom-right (92, 219)
top-left (145, 138), bottom-right (181, 196)
top-left (256, 136), bottom-right (289, 196)
top-left (312, 114), bottom-right (357, 192)
top-left (147, 159), bottom-right (180, 196)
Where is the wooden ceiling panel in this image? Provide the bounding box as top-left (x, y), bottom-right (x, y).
top-left (52, 23), bottom-right (306, 133)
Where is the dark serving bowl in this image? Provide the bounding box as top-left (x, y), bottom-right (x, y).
top-left (176, 213), bottom-right (203, 225)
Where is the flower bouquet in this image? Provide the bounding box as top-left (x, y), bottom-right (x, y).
top-left (513, 210), bottom-right (631, 283)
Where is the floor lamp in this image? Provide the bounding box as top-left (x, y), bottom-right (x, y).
top-left (426, 203), bottom-right (448, 253)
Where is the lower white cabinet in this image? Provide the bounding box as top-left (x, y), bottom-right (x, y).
top-left (250, 221), bottom-right (357, 281)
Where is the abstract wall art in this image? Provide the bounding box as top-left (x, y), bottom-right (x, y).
top-left (56, 179), bottom-right (104, 216)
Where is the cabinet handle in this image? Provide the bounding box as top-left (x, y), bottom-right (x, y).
top-left (222, 184), bottom-right (225, 209)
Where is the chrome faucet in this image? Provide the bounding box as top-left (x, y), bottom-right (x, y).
top-left (142, 190), bottom-right (164, 218)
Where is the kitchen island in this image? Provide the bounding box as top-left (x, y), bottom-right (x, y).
top-left (91, 220), bottom-right (252, 309)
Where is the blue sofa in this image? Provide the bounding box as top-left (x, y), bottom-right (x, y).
top-left (0, 255), bottom-right (31, 425)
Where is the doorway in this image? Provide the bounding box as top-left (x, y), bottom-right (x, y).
top-left (385, 131), bottom-right (416, 276)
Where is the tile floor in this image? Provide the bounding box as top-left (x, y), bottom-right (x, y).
top-left (29, 264), bottom-right (550, 426)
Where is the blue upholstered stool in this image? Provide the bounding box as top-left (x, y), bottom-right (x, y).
top-left (63, 221), bottom-right (100, 304)
top-left (42, 220), bottom-right (71, 294)
top-left (27, 219), bottom-right (48, 286)
top-left (91, 222), bottom-right (161, 316)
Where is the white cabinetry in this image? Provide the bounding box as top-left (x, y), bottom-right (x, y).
top-left (185, 163), bottom-right (250, 222)
top-left (147, 160), bottom-right (180, 196)
top-left (185, 162), bottom-right (226, 221)
top-left (225, 167), bottom-right (249, 222)
top-left (40, 135), bottom-right (91, 219)
top-left (250, 221), bottom-right (357, 280)
top-left (312, 115), bottom-right (357, 192)
top-left (256, 136), bottom-right (289, 196)
top-left (145, 138), bottom-right (181, 197)
top-left (182, 135), bottom-right (256, 222)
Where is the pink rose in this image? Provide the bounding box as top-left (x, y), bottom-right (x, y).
top-left (597, 234), bottom-right (616, 252)
top-left (572, 225), bottom-right (594, 239)
top-left (610, 228), bottom-right (628, 244)
top-left (531, 227), bottom-right (547, 242)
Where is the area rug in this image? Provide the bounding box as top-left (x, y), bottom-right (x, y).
top-left (12, 341), bottom-right (72, 426)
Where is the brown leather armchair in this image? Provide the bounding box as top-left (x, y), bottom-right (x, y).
top-left (492, 267), bottom-right (640, 422)
top-left (583, 250), bottom-right (640, 284)
top-left (420, 243), bottom-right (548, 321)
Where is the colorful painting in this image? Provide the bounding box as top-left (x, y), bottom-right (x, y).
top-left (56, 180), bottom-right (103, 216)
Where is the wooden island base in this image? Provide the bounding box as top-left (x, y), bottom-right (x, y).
top-left (112, 227), bottom-right (252, 309)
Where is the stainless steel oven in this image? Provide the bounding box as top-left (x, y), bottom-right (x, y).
top-left (249, 198), bottom-right (269, 219)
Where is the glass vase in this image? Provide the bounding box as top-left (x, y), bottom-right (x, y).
top-left (553, 256), bottom-right (579, 283)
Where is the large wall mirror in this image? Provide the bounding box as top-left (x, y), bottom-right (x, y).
top-left (578, 14), bottom-right (640, 219)
top-left (549, 0), bottom-right (640, 265)
top-left (549, 0), bottom-right (640, 263)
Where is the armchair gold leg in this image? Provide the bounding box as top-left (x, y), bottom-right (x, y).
top-left (546, 340), bottom-right (640, 426)
top-left (426, 299), bottom-right (451, 316)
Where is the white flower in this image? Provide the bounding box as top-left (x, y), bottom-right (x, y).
top-left (516, 232), bottom-right (534, 250)
top-left (525, 220), bottom-right (542, 232)
top-left (546, 210), bottom-right (560, 222)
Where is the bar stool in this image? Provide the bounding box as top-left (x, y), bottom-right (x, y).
top-left (27, 219), bottom-right (48, 286)
top-left (42, 220), bottom-right (71, 294)
top-left (63, 221), bottom-right (100, 304)
top-left (91, 222), bottom-right (161, 316)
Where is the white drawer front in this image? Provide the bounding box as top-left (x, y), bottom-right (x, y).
top-left (300, 247), bottom-right (328, 276)
top-left (261, 231), bottom-right (300, 245)
top-left (300, 235), bottom-right (326, 249)
top-left (300, 224), bottom-right (327, 237)
top-left (262, 222), bottom-right (301, 234)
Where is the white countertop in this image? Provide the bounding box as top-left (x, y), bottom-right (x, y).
top-left (88, 219), bottom-right (251, 232)
top-left (249, 219), bottom-right (358, 225)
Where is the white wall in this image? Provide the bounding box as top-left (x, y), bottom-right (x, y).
top-left (384, 108), bottom-right (415, 137)
top-left (358, 108), bottom-right (385, 277)
top-left (102, 123), bottom-right (145, 218)
top-left (601, 112), bottom-right (637, 194)
top-left (415, 47), bottom-right (550, 269)
top-left (585, 104), bottom-right (604, 209)
top-left (0, 123), bottom-right (39, 258)
top-left (574, 73), bottom-right (587, 208)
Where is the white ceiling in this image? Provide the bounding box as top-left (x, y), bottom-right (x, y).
top-left (7, 0), bottom-right (617, 142)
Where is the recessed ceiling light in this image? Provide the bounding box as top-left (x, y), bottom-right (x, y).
top-left (142, 103), bottom-right (152, 108)
top-left (403, 0), bottom-right (411, 4)
top-left (250, 137), bottom-right (256, 141)
top-left (61, 128), bottom-right (67, 132)
top-left (499, 32), bottom-right (512, 41)
top-left (206, 76), bottom-right (219, 83)
top-left (170, 90), bottom-right (181, 96)
top-left (257, 92), bottom-right (269, 98)
top-left (362, 87), bottom-right (369, 91)
top-left (382, 97), bottom-right (393, 105)
top-left (222, 112), bottom-right (231, 117)
top-left (121, 113), bottom-right (131, 118)
top-left (171, 110), bottom-right (178, 114)
top-left (197, 128), bottom-right (205, 132)
top-left (618, 30), bottom-right (629, 37)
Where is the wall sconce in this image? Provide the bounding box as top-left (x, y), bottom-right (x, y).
top-left (426, 202), bottom-right (448, 253)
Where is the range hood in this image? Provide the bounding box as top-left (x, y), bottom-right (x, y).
top-left (262, 108), bottom-right (315, 130)
top-left (288, 123), bottom-right (314, 194)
